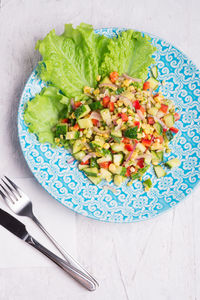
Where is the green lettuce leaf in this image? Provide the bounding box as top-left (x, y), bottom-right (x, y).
top-left (24, 87), bottom-right (65, 144)
top-left (99, 30), bottom-right (156, 81)
top-left (36, 23), bottom-right (109, 99)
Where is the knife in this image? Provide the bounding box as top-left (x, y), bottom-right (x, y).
top-left (0, 208), bottom-right (96, 291)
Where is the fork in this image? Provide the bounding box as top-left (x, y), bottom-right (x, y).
top-left (0, 175), bottom-right (98, 290)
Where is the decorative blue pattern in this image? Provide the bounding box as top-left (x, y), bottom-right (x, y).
top-left (18, 28), bottom-right (200, 222)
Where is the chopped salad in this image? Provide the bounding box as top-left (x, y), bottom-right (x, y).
top-left (24, 23), bottom-right (181, 190)
top-left (53, 71), bottom-right (180, 189)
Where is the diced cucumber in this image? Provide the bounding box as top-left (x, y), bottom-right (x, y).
top-left (154, 165), bottom-right (166, 178)
top-left (131, 173), bottom-right (140, 180)
top-left (113, 153), bottom-right (124, 166)
top-left (111, 136), bottom-right (122, 143)
top-left (137, 143), bottom-right (146, 153)
top-left (163, 114), bottom-right (175, 128)
top-left (116, 166), bottom-right (126, 176)
top-left (78, 118), bottom-right (93, 128)
top-left (123, 127), bottom-right (138, 139)
top-left (165, 130), bottom-right (174, 141)
top-left (73, 151), bottom-right (86, 161)
top-left (98, 148), bottom-right (111, 157)
top-left (144, 155), bottom-right (152, 165)
top-left (89, 101), bottom-right (103, 110)
top-left (73, 140), bottom-right (84, 154)
top-left (151, 151), bottom-right (159, 165)
top-left (143, 178), bottom-right (152, 188)
top-left (94, 136), bottom-right (105, 147)
top-left (165, 158), bottom-right (181, 169)
top-left (153, 122), bottom-right (163, 135)
top-left (100, 109), bottom-right (111, 125)
top-left (147, 77), bottom-right (159, 90)
top-left (97, 154), bottom-right (112, 164)
top-left (88, 176), bottom-right (101, 185)
top-left (90, 157), bottom-right (99, 168)
top-left (114, 175), bottom-right (125, 186)
top-left (84, 167), bottom-right (99, 177)
top-left (151, 66), bottom-right (158, 79)
top-left (100, 168), bottom-right (112, 182)
top-left (55, 124), bottom-right (68, 137)
top-left (156, 151), bottom-right (164, 162)
top-left (78, 164), bottom-right (88, 170)
top-left (66, 131), bottom-right (80, 140)
top-left (147, 107), bottom-right (158, 116)
top-left (111, 143), bottom-right (125, 152)
top-left (111, 129), bottom-right (122, 138)
top-left (101, 76), bottom-right (112, 84)
top-left (74, 105), bottom-right (91, 119)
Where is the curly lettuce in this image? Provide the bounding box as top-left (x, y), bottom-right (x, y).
top-left (36, 23), bottom-right (110, 100)
top-left (24, 87), bottom-right (65, 144)
top-left (25, 24), bottom-right (157, 145)
top-left (99, 30), bottom-right (156, 81)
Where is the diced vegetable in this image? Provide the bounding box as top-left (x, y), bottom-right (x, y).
top-left (78, 118), bottom-right (93, 128)
top-left (89, 102), bottom-right (103, 110)
top-left (165, 130), bottom-right (174, 141)
top-left (88, 176), bottom-right (101, 185)
top-left (170, 127), bottom-right (179, 134)
top-left (55, 124), bottom-right (68, 137)
top-left (123, 127), bottom-right (138, 139)
top-left (84, 167), bottom-right (99, 177)
top-left (74, 105), bottom-right (91, 119)
top-left (111, 143), bottom-right (125, 152)
top-left (100, 168), bottom-right (112, 182)
top-left (100, 109), bottom-right (111, 125)
top-left (163, 114), bottom-right (175, 128)
top-left (143, 178), bottom-right (152, 189)
top-left (97, 154), bottom-right (112, 164)
top-left (73, 151), bottom-right (86, 161)
top-left (113, 153), bottom-right (124, 166)
top-left (136, 143), bottom-right (146, 153)
top-left (111, 129), bottom-right (122, 137)
top-left (114, 175), bottom-right (125, 186)
top-left (66, 131), bottom-right (80, 140)
top-left (165, 158), bottom-right (181, 168)
top-left (90, 157), bottom-right (99, 168)
top-left (146, 77), bottom-right (159, 90)
top-left (154, 122), bottom-right (163, 135)
top-left (154, 165), bottom-right (166, 178)
top-left (73, 140), bottom-right (84, 153)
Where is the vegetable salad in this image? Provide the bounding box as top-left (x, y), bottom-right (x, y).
top-left (53, 71), bottom-right (180, 189)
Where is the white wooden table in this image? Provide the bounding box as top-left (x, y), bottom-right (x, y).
top-left (0, 0), bottom-right (200, 299)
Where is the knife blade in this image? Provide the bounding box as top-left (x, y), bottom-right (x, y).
top-left (0, 208), bottom-right (96, 291)
top-left (0, 208), bottom-right (29, 240)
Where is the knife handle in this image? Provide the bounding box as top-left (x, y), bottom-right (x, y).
top-left (25, 235), bottom-right (96, 291)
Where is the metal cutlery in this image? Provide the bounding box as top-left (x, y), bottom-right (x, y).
top-left (0, 176), bottom-right (98, 291)
top-left (0, 208), bottom-right (96, 291)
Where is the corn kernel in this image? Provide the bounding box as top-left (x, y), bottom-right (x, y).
top-left (122, 79), bottom-right (131, 87)
top-left (128, 86), bottom-right (135, 92)
top-left (116, 119), bottom-right (122, 125)
top-left (60, 135), bottom-right (64, 139)
top-left (145, 187), bottom-right (150, 192)
top-left (131, 151), bottom-right (138, 159)
top-left (103, 143), bottom-right (110, 149)
top-left (166, 149), bottom-right (171, 153)
top-left (96, 75), bottom-right (101, 81)
top-left (71, 113), bottom-right (75, 119)
top-left (117, 100), bottom-right (123, 107)
top-left (109, 163), bottom-right (116, 173)
top-left (55, 138), bottom-right (60, 143)
top-left (84, 86), bottom-right (91, 94)
top-left (93, 88), bottom-right (100, 96)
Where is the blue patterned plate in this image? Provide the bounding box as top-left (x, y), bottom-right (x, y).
top-left (18, 28), bottom-right (200, 222)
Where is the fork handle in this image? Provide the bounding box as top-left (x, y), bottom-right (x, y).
top-left (31, 215), bottom-right (98, 287)
top-left (25, 234), bottom-right (96, 291)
